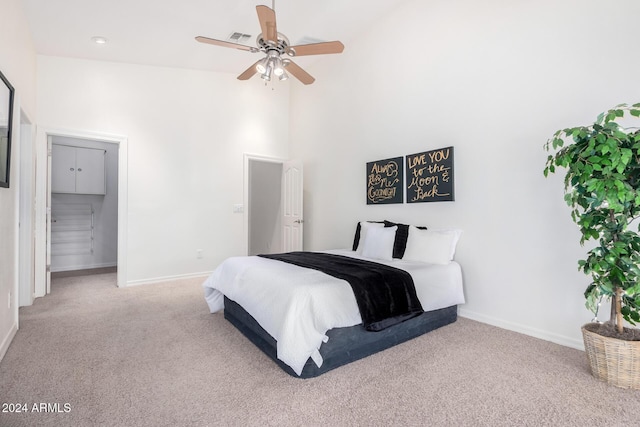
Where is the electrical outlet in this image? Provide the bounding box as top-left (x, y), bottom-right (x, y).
top-left (233, 204), bottom-right (244, 213)
top-left (196, 249), bottom-right (203, 259)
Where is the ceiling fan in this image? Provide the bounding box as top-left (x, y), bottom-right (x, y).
top-left (195, 4), bottom-right (344, 85)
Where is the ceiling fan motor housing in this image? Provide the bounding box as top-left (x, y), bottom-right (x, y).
top-left (257, 32), bottom-right (290, 56)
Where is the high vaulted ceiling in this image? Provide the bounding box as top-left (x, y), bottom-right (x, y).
top-left (21, 0), bottom-right (409, 75)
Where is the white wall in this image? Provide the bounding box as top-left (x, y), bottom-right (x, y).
top-left (0, 0), bottom-right (37, 360)
top-left (289, 0), bottom-right (640, 349)
top-left (37, 56), bottom-right (290, 284)
top-left (50, 136), bottom-right (119, 272)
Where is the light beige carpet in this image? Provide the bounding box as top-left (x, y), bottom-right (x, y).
top-left (1, 271), bottom-right (638, 427)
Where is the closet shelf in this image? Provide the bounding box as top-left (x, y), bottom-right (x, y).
top-left (50, 203), bottom-right (94, 257)
top-left (51, 248), bottom-right (93, 256)
top-left (51, 226), bottom-right (93, 232)
top-left (51, 237), bottom-right (94, 244)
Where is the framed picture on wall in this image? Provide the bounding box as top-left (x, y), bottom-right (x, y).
top-left (0, 70), bottom-right (15, 188)
top-left (366, 156), bottom-right (404, 204)
top-left (406, 146), bottom-right (454, 203)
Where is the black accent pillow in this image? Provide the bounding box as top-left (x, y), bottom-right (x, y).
top-left (352, 221), bottom-right (384, 251)
top-left (384, 220), bottom-right (427, 259)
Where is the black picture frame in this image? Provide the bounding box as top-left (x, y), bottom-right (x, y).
top-left (366, 156), bottom-right (404, 204)
top-left (406, 146), bottom-right (455, 203)
top-left (0, 70), bottom-right (15, 188)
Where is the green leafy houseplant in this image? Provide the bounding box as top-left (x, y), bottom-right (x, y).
top-left (544, 103), bottom-right (640, 339)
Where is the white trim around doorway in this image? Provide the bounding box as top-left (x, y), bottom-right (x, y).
top-left (34, 127), bottom-right (128, 294)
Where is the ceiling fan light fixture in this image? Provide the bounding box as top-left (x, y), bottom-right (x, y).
top-left (278, 71), bottom-right (289, 81)
top-left (273, 57), bottom-right (285, 76)
top-left (260, 63), bottom-right (273, 81)
top-left (256, 57), bottom-right (269, 74)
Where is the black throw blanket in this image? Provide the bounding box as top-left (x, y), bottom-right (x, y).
top-left (258, 252), bottom-right (424, 332)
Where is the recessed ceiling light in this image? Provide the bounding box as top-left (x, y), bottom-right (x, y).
top-left (91, 36), bottom-right (107, 45)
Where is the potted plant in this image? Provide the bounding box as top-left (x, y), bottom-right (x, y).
top-left (544, 103), bottom-right (640, 389)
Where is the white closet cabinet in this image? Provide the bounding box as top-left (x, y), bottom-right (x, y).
top-left (52, 144), bottom-right (106, 195)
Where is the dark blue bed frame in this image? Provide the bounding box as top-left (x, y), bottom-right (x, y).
top-left (223, 296), bottom-right (458, 378)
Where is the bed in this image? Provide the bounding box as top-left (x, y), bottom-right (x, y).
top-left (203, 221), bottom-right (465, 378)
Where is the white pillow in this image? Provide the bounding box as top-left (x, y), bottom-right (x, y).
top-left (403, 226), bottom-right (462, 264)
top-left (361, 226), bottom-right (397, 261)
top-left (355, 221), bottom-right (385, 255)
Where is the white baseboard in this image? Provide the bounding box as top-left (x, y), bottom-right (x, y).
top-left (0, 322), bottom-right (18, 363)
top-left (458, 307), bottom-right (585, 351)
top-left (126, 271), bottom-right (212, 287)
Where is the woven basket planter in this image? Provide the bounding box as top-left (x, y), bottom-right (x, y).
top-left (582, 323), bottom-right (640, 389)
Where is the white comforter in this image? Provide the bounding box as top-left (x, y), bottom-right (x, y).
top-left (202, 249), bottom-right (465, 375)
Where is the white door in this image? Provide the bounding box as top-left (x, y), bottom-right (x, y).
top-left (18, 121), bottom-right (35, 306)
top-left (282, 160), bottom-right (303, 252)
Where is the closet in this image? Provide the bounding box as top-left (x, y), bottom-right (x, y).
top-left (50, 137), bottom-right (118, 273)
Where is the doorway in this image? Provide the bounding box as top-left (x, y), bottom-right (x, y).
top-left (33, 128), bottom-right (128, 299)
top-left (49, 136), bottom-right (118, 277)
top-left (247, 158), bottom-right (283, 255)
top-left (244, 155), bottom-right (303, 256)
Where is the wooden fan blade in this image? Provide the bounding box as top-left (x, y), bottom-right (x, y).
top-left (287, 41), bottom-right (344, 57)
top-left (256, 5), bottom-right (278, 43)
top-left (285, 61), bottom-right (315, 85)
top-left (195, 36), bottom-right (256, 52)
top-left (237, 61), bottom-right (260, 80)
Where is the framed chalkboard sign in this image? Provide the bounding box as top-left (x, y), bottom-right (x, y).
top-left (366, 156), bottom-right (404, 204)
top-left (406, 146), bottom-right (454, 203)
